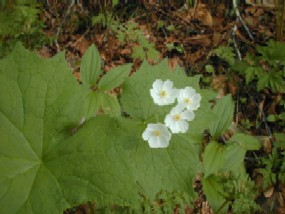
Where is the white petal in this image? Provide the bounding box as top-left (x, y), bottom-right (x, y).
top-left (152, 79), bottom-right (163, 91)
top-left (165, 115), bottom-right (172, 126)
top-left (170, 122), bottom-right (181, 133)
top-left (191, 102), bottom-right (200, 110)
top-left (185, 87), bottom-right (196, 95)
top-left (170, 88), bottom-right (179, 97)
top-left (161, 131), bottom-right (171, 141)
top-left (148, 136), bottom-right (159, 148)
top-left (181, 110), bottom-right (195, 121)
top-left (147, 123), bottom-right (159, 131)
top-left (163, 80), bottom-right (174, 90)
top-left (142, 130), bottom-right (152, 140)
top-left (171, 104), bottom-right (184, 114)
top-left (157, 136), bottom-right (169, 148)
top-left (193, 94), bottom-right (201, 102)
top-left (150, 88), bottom-right (156, 98)
top-left (178, 120), bottom-right (189, 133)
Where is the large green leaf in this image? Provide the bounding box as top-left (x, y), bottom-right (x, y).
top-left (0, 45), bottom-right (202, 213)
top-left (0, 44), bottom-right (86, 213)
top-left (98, 63), bottom-right (132, 91)
top-left (209, 94), bottom-right (234, 138)
top-left (80, 44), bottom-right (102, 86)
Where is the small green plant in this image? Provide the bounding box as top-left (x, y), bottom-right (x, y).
top-left (201, 95), bottom-right (261, 213)
top-left (166, 42), bottom-right (185, 54)
top-left (212, 46), bottom-right (236, 66)
top-left (80, 44), bottom-right (132, 119)
top-left (0, 4), bottom-right (52, 58)
top-left (110, 21), bottom-right (160, 62)
top-left (259, 133), bottom-right (285, 190)
top-left (233, 40), bottom-right (285, 93)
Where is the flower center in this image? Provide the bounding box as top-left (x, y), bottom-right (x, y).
top-left (154, 130), bottom-right (161, 136)
top-left (184, 98), bottom-right (192, 104)
top-left (159, 90), bottom-right (167, 98)
top-left (173, 114), bottom-right (181, 121)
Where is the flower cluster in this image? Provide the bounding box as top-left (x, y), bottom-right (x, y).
top-left (142, 79), bottom-right (201, 148)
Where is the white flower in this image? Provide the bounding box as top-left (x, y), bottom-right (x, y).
top-left (150, 79), bottom-right (178, 106)
top-left (177, 87), bottom-right (201, 111)
top-left (165, 105), bottom-right (195, 133)
top-left (142, 123), bottom-right (171, 148)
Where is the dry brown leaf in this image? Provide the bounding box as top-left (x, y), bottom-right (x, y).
top-left (187, 4), bottom-right (213, 27)
top-left (168, 57), bottom-right (180, 71)
top-left (38, 46), bottom-right (52, 58)
top-left (121, 48), bottom-right (132, 55)
top-left (263, 136), bottom-right (272, 153)
top-left (264, 186), bottom-right (275, 198)
top-left (73, 37), bottom-right (91, 55)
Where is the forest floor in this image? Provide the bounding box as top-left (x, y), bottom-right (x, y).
top-left (8, 2), bottom-right (285, 213)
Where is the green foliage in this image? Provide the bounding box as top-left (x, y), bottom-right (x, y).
top-left (0, 44), bottom-right (207, 213)
top-left (98, 63), bottom-right (132, 91)
top-left (143, 190), bottom-right (192, 213)
top-left (222, 173), bottom-right (260, 213)
top-left (92, 12), bottom-right (115, 28)
top-left (259, 133), bottom-right (285, 190)
top-left (166, 42), bottom-right (185, 53)
top-left (110, 21), bottom-right (160, 62)
top-left (202, 94), bottom-right (261, 213)
top-left (80, 44), bottom-right (132, 119)
top-left (233, 40), bottom-right (285, 93)
top-left (0, 43), bottom-right (266, 214)
top-left (212, 46), bottom-right (236, 66)
top-left (0, 4), bottom-right (51, 58)
top-left (203, 138), bottom-right (261, 213)
top-left (209, 95), bottom-right (234, 138)
top-left (80, 44), bottom-right (103, 86)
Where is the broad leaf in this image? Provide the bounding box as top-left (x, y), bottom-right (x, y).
top-left (209, 94), bottom-right (234, 138)
top-left (80, 44), bottom-right (102, 86)
top-left (228, 133), bottom-right (260, 151)
top-left (223, 144), bottom-right (246, 173)
top-left (98, 63), bottom-right (132, 91)
top-left (203, 142), bottom-right (226, 177)
top-left (0, 44), bottom-right (86, 213)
